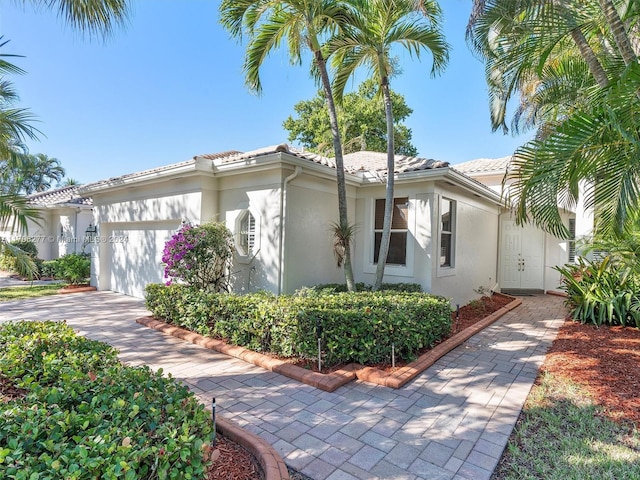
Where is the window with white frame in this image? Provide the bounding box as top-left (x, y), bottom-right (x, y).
top-left (373, 197), bottom-right (408, 265)
top-left (440, 198), bottom-right (455, 268)
top-left (236, 210), bottom-right (256, 256)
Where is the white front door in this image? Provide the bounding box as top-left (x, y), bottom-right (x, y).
top-left (500, 220), bottom-right (544, 290)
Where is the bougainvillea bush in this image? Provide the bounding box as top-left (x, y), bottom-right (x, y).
top-left (162, 222), bottom-right (234, 292)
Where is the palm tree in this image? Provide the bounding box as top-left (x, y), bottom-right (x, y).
top-left (329, 0), bottom-right (449, 290)
top-left (22, 0), bottom-right (130, 38)
top-left (0, 1), bottom-right (131, 278)
top-left (219, 0), bottom-right (358, 291)
top-left (467, 0), bottom-right (611, 134)
top-left (468, 0), bottom-right (640, 239)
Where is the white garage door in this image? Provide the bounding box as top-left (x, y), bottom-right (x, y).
top-left (108, 223), bottom-right (177, 298)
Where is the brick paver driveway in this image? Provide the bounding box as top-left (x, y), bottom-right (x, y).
top-left (0, 291), bottom-right (566, 480)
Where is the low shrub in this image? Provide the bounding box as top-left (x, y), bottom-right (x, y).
top-left (145, 284), bottom-right (452, 367)
top-left (310, 282), bottom-right (422, 293)
top-left (0, 321), bottom-right (214, 479)
top-left (556, 256), bottom-right (640, 327)
top-left (52, 253), bottom-right (91, 285)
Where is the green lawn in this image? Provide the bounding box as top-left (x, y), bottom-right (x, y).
top-left (0, 284), bottom-right (63, 302)
top-left (492, 372), bottom-right (640, 480)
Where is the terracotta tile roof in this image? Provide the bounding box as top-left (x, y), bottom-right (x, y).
top-left (452, 156), bottom-right (512, 175)
top-left (27, 185), bottom-right (92, 207)
top-left (80, 145), bottom-right (454, 195)
top-left (80, 159), bottom-right (197, 191)
top-left (196, 150), bottom-right (243, 160)
top-left (207, 144), bottom-right (341, 170)
top-left (342, 151), bottom-right (449, 173)
top-left (204, 145), bottom-right (449, 175)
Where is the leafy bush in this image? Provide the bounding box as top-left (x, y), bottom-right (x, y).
top-left (40, 259), bottom-right (60, 278)
top-left (556, 256), bottom-right (640, 327)
top-left (0, 321), bottom-right (214, 479)
top-left (310, 282), bottom-right (422, 293)
top-left (162, 222), bottom-right (234, 292)
top-left (52, 253), bottom-right (91, 285)
top-left (145, 284), bottom-right (452, 367)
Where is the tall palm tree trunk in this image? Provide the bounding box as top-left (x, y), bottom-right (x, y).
top-left (569, 28), bottom-right (610, 87)
top-left (315, 50), bottom-right (356, 291)
top-left (599, 0), bottom-right (637, 66)
top-left (374, 77), bottom-right (395, 290)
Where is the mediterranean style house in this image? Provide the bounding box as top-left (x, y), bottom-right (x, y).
top-left (68, 144), bottom-right (575, 305)
top-left (1, 186), bottom-right (94, 260)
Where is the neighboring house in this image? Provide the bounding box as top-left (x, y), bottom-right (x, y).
top-left (454, 157), bottom-right (576, 294)
top-left (0, 186), bottom-right (94, 260)
top-left (79, 145), bottom-right (503, 304)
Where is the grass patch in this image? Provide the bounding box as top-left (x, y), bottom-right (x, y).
top-left (492, 372), bottom-right (640, 480)
top-left (0, 284), bottom-right (63, 302)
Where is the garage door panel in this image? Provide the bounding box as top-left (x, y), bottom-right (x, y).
top-left (109, 224), bottom-right (175, 298)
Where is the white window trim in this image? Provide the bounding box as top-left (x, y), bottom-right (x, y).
top-left (436, 196), bottom-right (456, 278)
top-left (363, 197), bottom-right (414, 277)
top-left (233, 207), bottom-right (261, 264)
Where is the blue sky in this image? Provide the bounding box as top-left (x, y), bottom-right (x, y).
top-left (1, 1), bottom-right (530, 184)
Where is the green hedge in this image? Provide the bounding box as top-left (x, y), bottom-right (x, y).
top-left (0, 321), bottom-right (214, 479)
top-left (145, 284), bottom-right (452, 367)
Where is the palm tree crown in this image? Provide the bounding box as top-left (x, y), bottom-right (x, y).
top-left (327, 0), bottom-right (449, 289)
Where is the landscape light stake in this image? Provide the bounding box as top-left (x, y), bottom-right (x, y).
top-left (392, 343), bottom-right (396, 369)
top-left (212, 398), bottom-right (216, 445)
top-left (316, 318), bottom-right (323, 373)
top-left (456, 304), bottom-right (460, 320)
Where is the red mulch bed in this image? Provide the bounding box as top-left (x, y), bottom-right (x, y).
top-left (207, 436), bottom-right (263, 480)
top-left (541, 319), bottom-right (640, 426)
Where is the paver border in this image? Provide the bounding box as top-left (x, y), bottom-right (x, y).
top-left (136, 293), bottom-right (521, 391)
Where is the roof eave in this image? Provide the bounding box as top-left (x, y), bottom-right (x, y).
top-left (78, 158), bottom-right (213, 195)
top-left (395, 167), bottom-right (503, 204)
top-left (213, 151), bottom-right (364, 185)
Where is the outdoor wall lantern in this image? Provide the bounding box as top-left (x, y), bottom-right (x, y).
top-left (84, 224), bottom-right (98, 242)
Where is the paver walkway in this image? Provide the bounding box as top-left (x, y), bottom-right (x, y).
top-left (0, 292), bottom-right (566, 480)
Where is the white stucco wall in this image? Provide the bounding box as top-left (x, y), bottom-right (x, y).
top-left (91, 177), bottom-right (210, 296)
top-left (220, 171), bottom-right (283, 294)
top-left (352, 181), bottom-right (499, 306)
top-left (429, 186), bottom-right (500, 306)
top-left (283, 175), bottom-right (356, 292)
top-left (1, 207), bottom-right (93, 261)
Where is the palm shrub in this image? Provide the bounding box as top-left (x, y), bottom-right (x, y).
top-left (0, 240), bottom-right (39, 273)
top-left (556, 256), bottom-right (640, 327)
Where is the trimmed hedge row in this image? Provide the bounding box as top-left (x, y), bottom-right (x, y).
top-left (145, 284), bottom-right (452, 366)
top-left (0, 321), bottom-right (214, 479)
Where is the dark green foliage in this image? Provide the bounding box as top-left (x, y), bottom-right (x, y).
top-left (556, 257), bottom-right (640, 327)
top-left (284, 79), bottom-right (418, 156)
top-left (311, 282), bottom-right (422, 293)
top-left (0, 321), bottom-right (214, 479)
top-left (45, 253), bottom-right (91, 284)
top-left (8, 240), bottom-right (38, 257)
top-left (145, 284), bottom-right (452, 367)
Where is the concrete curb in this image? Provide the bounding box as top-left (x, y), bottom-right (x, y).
top-left (58, 286), bottom-right (97, 294)
top-left (215, 416), bottom-right (290, 480)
